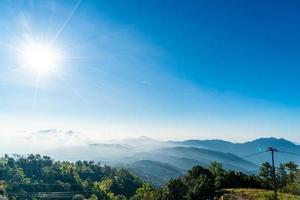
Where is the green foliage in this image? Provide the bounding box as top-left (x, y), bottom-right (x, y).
top-left (185, 174), bottom-right (215, 200)
top-left (0, 154), bottom-right (142, 199)
top-left (161, 178), bottom-right (187, 200)
top-left (277, 163), bottom-right (288, 188)
top-left (263, 193), bottom-right (276, 200)
top-left (88, 194), bottom-right (98, 200)
top-left (259, 161), bottom-right (300, 196)
top-left (0, 154), bottom-right (299, 199)
top-left (281, 169), bottom-right (300, 195)
top-left (259, 162), bottom-right (274, 188)
top-left (209, 161), bottom-right (225, 189)
top-left (132, 183), bottom-right (157, 200)
top-left (284, 161), bottom-right (298, 183)
top-left (184, 166), bottom-right (215, 200)
top-left (133, 161), bottom-right (299, 200)
top-left (111, 169), bottom-right (142, 198)
top-left (0, 181), bottom-right (6, 196)
top-left (223, 188), bottom-right (300, 200)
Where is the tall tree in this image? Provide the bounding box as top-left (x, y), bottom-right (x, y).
top-left (259, 162), bottom-right (273, 189)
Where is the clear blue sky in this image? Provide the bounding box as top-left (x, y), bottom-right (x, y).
top-left (0, 0), bottom-right (299, 147)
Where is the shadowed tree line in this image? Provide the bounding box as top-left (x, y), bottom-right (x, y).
top-left (132, 161), bottom-right (300, 200)
top-left (0, 154), bottom-right (299, 199)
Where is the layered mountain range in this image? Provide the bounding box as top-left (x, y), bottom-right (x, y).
top-left (45, 137), bottom-right (300, 185)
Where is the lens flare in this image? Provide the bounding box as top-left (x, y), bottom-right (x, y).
top-left (19, 42), bottom-right (61, 76)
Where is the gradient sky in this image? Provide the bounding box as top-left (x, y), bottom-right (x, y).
top-left (0, 0), bottom-right (300, 149)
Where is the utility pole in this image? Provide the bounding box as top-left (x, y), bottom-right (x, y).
top-left (268, 147), bottom-right (278, 200)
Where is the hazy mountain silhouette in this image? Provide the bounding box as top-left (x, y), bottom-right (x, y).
top-left (126, 160), bottom-right (182, 186)
top-left (170, 137), bottom-right (300, 165)
top-left (45, 136), bottom-right (299, 185)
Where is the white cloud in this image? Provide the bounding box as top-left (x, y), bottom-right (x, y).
top-left (0, 129), bottom-right (94, 154)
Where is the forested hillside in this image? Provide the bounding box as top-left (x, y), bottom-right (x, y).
top-left (0, 154), bottom-right (299, 199)
top-left (0, 154), bottom-right (142, 199)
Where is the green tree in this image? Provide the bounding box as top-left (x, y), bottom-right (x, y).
top-left (208, 162), bottom-right (225, 189)
top-left (161, 178), bottom-right (187, 200)
top-left (282, 165), bottom-right (300, 195)
top-left (259, 162), bottom-right (273, 189)
top-left (133, 183), bottom-right (157, 200)
top-left (186, 175), bottom-right (215, 200)
top-left (277, 163), bottom-right (287, 188)
top-left (111, 169), bottom-right (142, 198)
top-left (284, 161), bottom-right (298, 183)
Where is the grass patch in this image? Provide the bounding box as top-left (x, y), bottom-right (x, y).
top-left (222, 188), bottom-right (300, 200)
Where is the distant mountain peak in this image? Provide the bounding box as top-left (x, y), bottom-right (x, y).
top-left (113, 136), bottom-right (163, 145)
top-left (88, 143), bottom-right (128, 149)
top-left (170, 137), bottom-right (296, 147)
top-left (135, 136), bottom-right (157, 141)
top-left (246, 137), bottom-right (296, 147)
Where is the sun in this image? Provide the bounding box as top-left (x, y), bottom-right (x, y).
top-left (19, 41), bottom-right (61, 76)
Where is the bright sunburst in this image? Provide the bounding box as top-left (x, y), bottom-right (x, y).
top-left (19, 41), bottom-right (62, 76)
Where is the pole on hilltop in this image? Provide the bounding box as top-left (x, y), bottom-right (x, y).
top-left (268, 147), bottom-right (278, 200)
